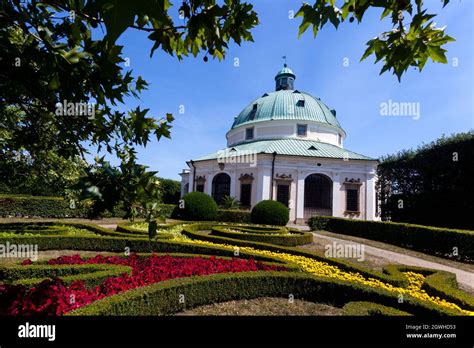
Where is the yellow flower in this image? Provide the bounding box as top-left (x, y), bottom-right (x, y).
top-left (172, 235), bottom-right (474, 315)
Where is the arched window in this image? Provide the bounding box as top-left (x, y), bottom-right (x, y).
top-left (212, 173), bottom-right (231, 204)
top-left (304, 174), bottom-right (333, 218)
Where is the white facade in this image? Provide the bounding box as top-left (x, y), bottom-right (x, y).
top-left (179, 65), bottom-right (378, 224)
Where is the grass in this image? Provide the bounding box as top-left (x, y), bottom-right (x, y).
top-left (314, 230), bottom-right (474, 273)
top-left (176, 297), bottom-right (344, 316)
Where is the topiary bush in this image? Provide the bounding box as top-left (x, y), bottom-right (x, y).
top-left (178, 192), bottom-right (218, 221)
top-left (250, 200), bottom-right (289, 226)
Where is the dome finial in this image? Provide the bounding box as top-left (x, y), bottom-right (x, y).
top-left (275, 60), bottom-right (295, 91)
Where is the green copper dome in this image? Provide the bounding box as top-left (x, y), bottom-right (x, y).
top-left (230, 89), bottom-right (344, 132)
top-left (230, 66), bottom-right (344, 133)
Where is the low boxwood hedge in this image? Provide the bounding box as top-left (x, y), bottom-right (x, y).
top-left (2, 264), bottom-right (132, 288)
top-left (210, 226), bottom-right (313, 247)
top-left (216, 209), bottom-right (251, 223)
top-left (308, 216), bottom-right (474, 263)
top-left (0, 195), bottom-right (90, 218)
top-left (181, 223), bottom-right (474, 310)
top-left (68, 271), bottom-right (456, 316)
top-left (342, 301), bottom-right (411, 316)
top-left (0, 194), bottom-right (175, 219)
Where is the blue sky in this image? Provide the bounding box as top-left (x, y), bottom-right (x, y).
top-left (102, 0), bottom-right (473, 180)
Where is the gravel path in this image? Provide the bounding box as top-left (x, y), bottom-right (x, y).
top-left (312, 232), bottom-right (474, 290)
top-left (98, 224), bottom-right (118, 230)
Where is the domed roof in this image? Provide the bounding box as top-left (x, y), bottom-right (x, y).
top-left (275, 65), bottom-right (295, 79)
top-left (230, 89), bottom-right (344, 132)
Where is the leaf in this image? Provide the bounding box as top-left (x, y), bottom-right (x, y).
top-left (427, 46), bottom-right (447, 63)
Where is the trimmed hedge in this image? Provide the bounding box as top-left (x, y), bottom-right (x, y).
top-left (176, 192), bottom-right (218, 221)
top-left (251, 200), bottom-right (289, 226)
top-left (68, 271), bottom-right (456, 316)
top-left (210, 225), bottom-right (313, 247)
top-left (0, 194), bottom-right (175, 219)
top-left (308, 216), bottom-right (474, 263)
top-left (216, 209), bottom-right (251, 223)
top-left (0, 195), bottom-right (89, 218)
top-left (2, 264), bottom-right (132, 288)
top-left (342, 301), bottom-right (411, 316)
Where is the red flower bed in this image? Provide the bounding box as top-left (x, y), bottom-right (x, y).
top-left (1, 254), bottom-right (285, 316)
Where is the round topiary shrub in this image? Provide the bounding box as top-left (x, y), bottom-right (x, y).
top-left (250, 200), bottom-right (289, 226)
top-left (179, 192), bottom-right (218, 221)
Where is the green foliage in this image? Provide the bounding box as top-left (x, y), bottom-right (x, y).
top-left (220, 195), bottom-right (240, 209)
top-left (296, 0), bottom-right (455, 80)
top-left (342, 301), bottom-right (411, 316)
top-left (1, 0), bottom-right (258, 161)
top-left (250, 200), bottom-right (289, 226)
top-left (307, 216), bottom-right (474, 263)
top-left (216, 209), bottom-right (251, 223)
top-left (2, 264), bottom-right (132, 289)
top-left (0, 195), bottom-right (90, 218)
top-left (377, 131), bottom-right (474, 230)
top-left (2, 220), bottom-right (471, 316)
top-left (178, 192), bottom-right (218, 221)
top-left (0, 1), bottom-right (257, 219)
top-left (158, 178), bottom-right (181, 204)
top-left (77, 154), bottom-right (162, 221)
top-left (210, 225), bottom-right (313, 247)
top-left (68, 271), bottom-right (455, 316)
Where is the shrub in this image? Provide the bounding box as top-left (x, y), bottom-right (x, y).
top-left (251, 200), bottom-right (289, 226)
top-left (307, 216), bottom-right (474, 263)
top-left (220, 195), bottom-right (240, 209)
top-left (216, 209), bottom-right (251, 223)
top-left (68, 271), bottom-right (456, 316)
top-left (177, 192), bottom-right (218, 221)
top-left (211, 226), bottom-right (313, 247)
top-left (342, 301), bottom-right (411, 316)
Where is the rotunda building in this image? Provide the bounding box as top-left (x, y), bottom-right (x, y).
top-left (179, 65), bottom-right (378, 223)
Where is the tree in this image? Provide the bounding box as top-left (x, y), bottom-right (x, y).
top-left (157, 177), bottom-right (181, 205)
top-left (376, 131), bottom-right (474, 230)
top-left (296, 0), bottom-right (455, 80)
top-left (1, 0), bottom-right (457, 219)
top-left (1, 0), bottom-right (258, 217)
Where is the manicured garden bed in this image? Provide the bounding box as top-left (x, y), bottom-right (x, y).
top-left (1, 220), bottom-right (473, 316)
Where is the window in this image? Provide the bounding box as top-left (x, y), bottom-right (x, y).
top-left (276, 184), bottom-right (290, 207)
top-left (196, 184), bottom-right (204, 192)
top-left (346, 188), bottom-right (359, 212)
top-left (338, 134), bottom-right (342, 145)
top-left (240, 184), bottom-right (252, 207)
top-left (245, 127), bottom-right (254, 140)
top-left (297, 124), bottom-right (307, 137)
top-left (296, 99), bottom-right (305, 107)
top-left (281, 77), bottom-right (287, 85)
top-left (249, 104), bottom-right (257, 120)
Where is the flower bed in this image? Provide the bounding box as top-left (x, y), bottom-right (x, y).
top-left (0, 254), bottom-right (284, 316)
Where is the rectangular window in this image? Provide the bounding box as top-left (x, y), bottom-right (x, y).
top-left (276, 184), bottom-right (290, 207)
top-left (346, 189), bottom-right (359, 212)
top-left (196, 184), bottom-right (204, 193)
top-left (240, 184), bottom-right (252, 207)
top-left (297, 124), bottom-right (307, 137)
top-left (245, 127), bottom-right (254, 140)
